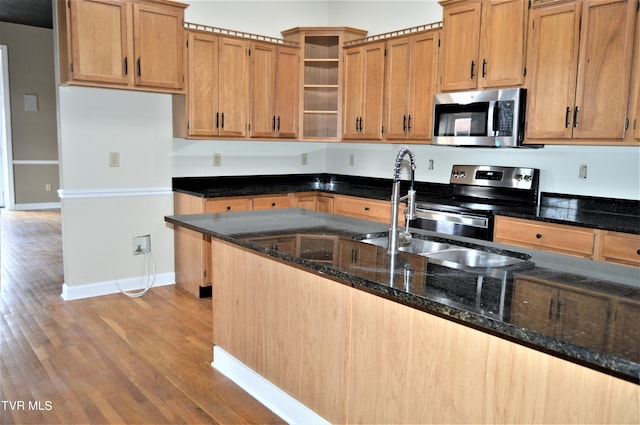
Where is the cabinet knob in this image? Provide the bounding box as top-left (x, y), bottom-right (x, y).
top-left (536, 233), bottom-right (542, 239)
top-left (226, 206), bottom-right (231, 211)
top-left (364, 207), bottom-right (370, 211)
top-left (636, 249), bottom-right (640, 255)
top-left (271, 202), bottom-right (276, 207)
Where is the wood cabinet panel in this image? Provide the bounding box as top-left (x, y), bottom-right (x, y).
top-left (186, 31), bottom-right (218, 136)
top-left (249, 43), bottom-right (299, 139)
top-left (494, 216), bottom-right (595, 258)
top-left (525, 0), bottom-right (637, 143)
top-left (251, 195), bottom-right (292, 210)
top-left (333, 195), bottom-right (392, 224)
top-left (132, 1), bottom-right (184, 90)
top-left (66, 0), bottom-right (131, 85)
top-left (439, 1), bottom-right (482, 91)
top-left (218, 37), bottom-right (249, 137)
top-left (59, 0), bottom-right (186, 92)
top-left (609, 300), bottom-right (640, 363)
top-left (204, 197), bottom-right (252, 213)
top-left (384, 30), bottom-right (439, 141)
top-left (597, 231), bottom-right (640, 267)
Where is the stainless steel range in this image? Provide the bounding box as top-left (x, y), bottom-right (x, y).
top-left (409, 165), bottom-right (540, 241)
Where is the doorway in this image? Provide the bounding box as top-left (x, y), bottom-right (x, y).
top-left (0, 44), bottom-right (14, 210)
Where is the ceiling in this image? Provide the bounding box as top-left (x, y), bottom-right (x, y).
top-left (0, 0), bottom-right (53, 29)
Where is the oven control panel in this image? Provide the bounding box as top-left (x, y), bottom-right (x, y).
top-left (450, 165), bottom-right (538, 190)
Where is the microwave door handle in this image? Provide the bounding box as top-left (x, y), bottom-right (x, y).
top-left (487, 102), bottom-right (496, 136)
top-left (492, 103), bottom-right (501, 136)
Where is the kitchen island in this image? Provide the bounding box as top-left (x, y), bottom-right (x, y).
top-left (165, 208), bottom-right (639, 424)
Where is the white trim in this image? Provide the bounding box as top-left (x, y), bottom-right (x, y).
top-left (60, 272), bottom-right (175, 301)
top-left (58, 187), bottom-right (173, 199)
top-left (12, 202), bottom-right (61, 210)
top-left (212, 346), bottom-right (330, 425)
top-left (0, 44), bottom-right (15, 210)
top-left (13, 160), bottom-right (60, 165)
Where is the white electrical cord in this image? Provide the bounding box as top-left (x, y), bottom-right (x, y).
top-left (116, 248), bottom-right (157, 298)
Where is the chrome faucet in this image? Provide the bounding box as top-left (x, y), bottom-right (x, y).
top-left (388, 146), bottom-right (417, 255)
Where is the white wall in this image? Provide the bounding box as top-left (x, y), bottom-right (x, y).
top-left (56, 1), bottom-right (640, 298)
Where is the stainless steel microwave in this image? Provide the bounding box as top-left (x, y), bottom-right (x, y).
top-left (432, 88), bottom-right (527, 147)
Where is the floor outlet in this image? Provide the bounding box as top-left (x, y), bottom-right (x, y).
top-left (133, 235), bottom-right (151, 255)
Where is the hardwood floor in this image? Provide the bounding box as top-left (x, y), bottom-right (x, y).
top-left (0, 210), bottom-right (284, 424)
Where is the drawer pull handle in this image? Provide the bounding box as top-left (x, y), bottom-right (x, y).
top-left (536, 233), bottom-right (542, 239)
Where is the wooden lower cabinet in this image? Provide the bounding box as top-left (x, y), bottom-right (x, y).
top-left (211, 240), bottom-right (639, 424)
top-left (333, 194), bottom-right (393, 224)
top-left (293, 193), bottom-right (335, 213)
top-left (595, 230), bottom-right (640, 267)
top-left (494, 216), bottom-right (595, 258)
top-left (511, 278), bottom-right (610, 352)
top-left (251, 194), bottom-right (292, 210)
top-left (608, 300), bottom-right (640, 363)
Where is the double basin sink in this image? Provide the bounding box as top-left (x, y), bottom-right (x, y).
top-left (358, 235), bottom-right (532, 272)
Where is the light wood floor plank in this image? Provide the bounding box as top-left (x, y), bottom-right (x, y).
top-left (1, 210), bottom-right (284, 424)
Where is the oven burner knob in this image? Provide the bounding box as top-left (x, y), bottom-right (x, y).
top-left (524, 175), bottom-right (532, 182)
top-left (515, 174), bottom-right (523, 181)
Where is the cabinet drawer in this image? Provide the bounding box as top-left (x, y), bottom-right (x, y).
top-left (204, 198), bottom-right (252, 213)
top-left (599, 231), bottom-right (640, 267)
top-left (333, 195), bottom-right (391, 223)
top-left (494, 216), bottom-right (594, 257)
top-left (252, 195), bottom-right (292, 210)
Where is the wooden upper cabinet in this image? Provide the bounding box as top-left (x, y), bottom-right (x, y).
top-left (65, 0), bottom-right (131, 85)
top-left (342, 42), bottom-right (385, 140)
top-left (183, 32), bottom-right (248, 138)
top-left (625, 2), bottom-right (640, 143)
top-left (526, 0), bottom-right (637, 143)
top-left (439, 1), bottom-right (482, 91)
top-left (132, 1), bottom-right (185, 90)
top-left (479, 0), bottom-right (528, 88)
top-left (384, 30), bottom-right (439, 141)
top-left (439, 0), bottom-right (526, 92)
top-left (249, 42), bottom-right (299, 139)
top-left (58, 0), bottom-right (187, 93)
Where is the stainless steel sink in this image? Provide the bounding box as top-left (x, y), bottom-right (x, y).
top-left (424, 248), bottom-right (526, 269)
top-left (358, 235), bottom-right (530, 270)
top-left (359, 236), bottom-right (451, 255)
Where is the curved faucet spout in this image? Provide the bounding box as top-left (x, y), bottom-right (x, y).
top-left (389, 147), bottom-right (417, 255)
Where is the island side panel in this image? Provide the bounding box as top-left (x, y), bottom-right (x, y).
top-left (211, 239), bottom-right (351, 424)
top-left (347, 287), bottom-right (640, 424)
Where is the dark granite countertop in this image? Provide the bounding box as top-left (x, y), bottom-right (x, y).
top-left (164, 208), bottom-right (640, 384)
top-left (172, 174), bottom-right (640, 234)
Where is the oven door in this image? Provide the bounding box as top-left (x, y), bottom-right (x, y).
top-left (409, 207), bottom-right (492, 241)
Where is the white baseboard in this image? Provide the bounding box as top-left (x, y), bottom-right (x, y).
top-left (12, 202), bottom-right (61, 211)
top-left (212, 346), bottom-right (330, 425)
top-left (61, 272), bottom-right (175, 300)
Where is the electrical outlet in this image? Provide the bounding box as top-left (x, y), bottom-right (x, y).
top-left (133, 235), bottom-right (151, 255)
top-left (428, 159), bottom-right (434, 170)
top-left (109, 152), bottom-right (120, 167)
top-left (349, 154), bottom-right (355, 167)
top-left (301, 153), bottom-right (308, 165)
top-left (579, 164), bottom-right (588, 179)
top-left (213, 153), bottom-right (222, 167)
top-left (45, 183), bottom-right (52, 192)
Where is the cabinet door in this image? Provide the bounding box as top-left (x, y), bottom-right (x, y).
top-left (609, 301), bottom-right (640, 363)
top-left (572, 0), bottom-right (636, 139)
top-left (384, 37), bottom-right (411, 140)
top-left (525, 1), bottom-right (581, 140)
top-left (274, 46), bottom-right (299, 138)
top-left (249, 42), bottom-right (277, 138)
top-left (439, 1), bottom-right (482, 91)
top-left (132, 2), bottom-right (184, 90)
top-left (556, 289), bottom-right (610, 352)
top-left (360, 43), bottom-right (385, 140)
top-left (252, 195), bottom-right (292, 210)
top-left (480, 0), bottom-right (527, 88)
top-left (316, 196), bottom-right (334, 214)
top-left (511, 279), bottom-right (558, 337)
top-left (187, 31), bottom-right (218, 136)
top-left (204, 197), bottom-right (252, 213)
top-left (342, 46), bottom-right (364, 140)
top-left (407, 32), bottom-right (439, 141)
top-left (68, 0), bottom-right (131, 85)
top-left (630, 9), bottom-right (640, 142)
top-left (218, 37), bottom-right (248, 137)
